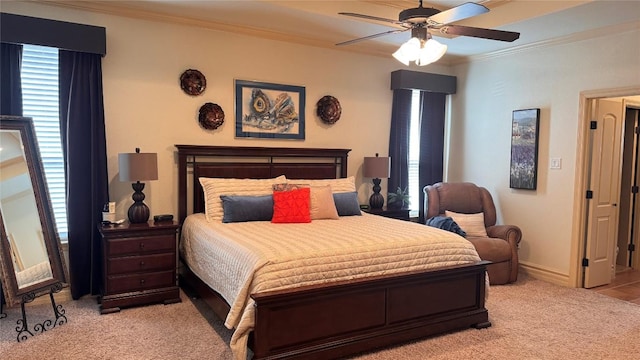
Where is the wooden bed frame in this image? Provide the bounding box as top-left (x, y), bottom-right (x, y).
top-left (176, 145), bottom-right (490, 360)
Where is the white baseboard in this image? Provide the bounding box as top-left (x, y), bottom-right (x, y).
top-left (519, 262), bottom-right (571, 287)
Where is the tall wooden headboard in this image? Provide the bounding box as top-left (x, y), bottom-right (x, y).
top-left (175, 145), bottom-right (351, 224)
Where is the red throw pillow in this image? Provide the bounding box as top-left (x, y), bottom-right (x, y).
top-left (271, 187), bottom-right (311, 223)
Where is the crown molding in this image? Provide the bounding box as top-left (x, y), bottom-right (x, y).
top-left (34, 0), bottom-right (394, 59)
top-left (36, 1), bottom-right (309, 42)
top-left (455, 19), bottom-right (640, 65)
top-left (30, 1), bottom-right (638, 67)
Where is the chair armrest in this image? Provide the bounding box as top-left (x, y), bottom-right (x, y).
top-left (486, 225), bottom-right (522, 247)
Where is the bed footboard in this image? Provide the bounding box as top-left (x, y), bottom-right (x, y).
top-left (250, 260), bottom-right (490, 359)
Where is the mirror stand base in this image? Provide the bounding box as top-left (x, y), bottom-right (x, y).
top-left (16, 282), bottom-right (68, 342)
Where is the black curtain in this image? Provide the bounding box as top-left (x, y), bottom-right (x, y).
top-left (418, 92), bottom-right (446, 222)
top-left (59, 50), bottom-right (109, 299)
top-left (0, 42), bottom-right (23, 116)
top-left (387, 89), bottom-right (413, 195)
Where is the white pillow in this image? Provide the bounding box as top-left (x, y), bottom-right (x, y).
top-left (200, 175), bottom-right (286, 222)
top-left (287, 176), bottom-right (356, 193)
top-left (445, 211), bottom-right (488, 237)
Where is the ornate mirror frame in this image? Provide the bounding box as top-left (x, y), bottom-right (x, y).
top-left (0, 115), bottom-right (68, 307)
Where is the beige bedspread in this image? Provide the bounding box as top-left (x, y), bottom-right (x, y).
top-left (180, 213), bottom-right (482, 359)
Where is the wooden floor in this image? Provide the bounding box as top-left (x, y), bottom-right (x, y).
top-left (590, 267), bottom-right (640, 305)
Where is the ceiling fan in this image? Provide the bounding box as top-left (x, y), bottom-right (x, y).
top-left (336, 1), bottom-right (520, 47)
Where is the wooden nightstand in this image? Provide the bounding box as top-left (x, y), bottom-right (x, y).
top-left (98, 221), bottom-right (181, 314)
top-left (363, 208), bottom-right (411, 221)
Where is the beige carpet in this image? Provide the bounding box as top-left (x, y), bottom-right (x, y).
top-left (1, 274), bottom-right (639, 359)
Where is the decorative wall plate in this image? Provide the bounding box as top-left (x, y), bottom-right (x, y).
top-left (316, 95), bottom-right (342, 124)
top-left (198, 102), bottom-right (225, 130)
top-left (180, 69), bottom-right (206, 96)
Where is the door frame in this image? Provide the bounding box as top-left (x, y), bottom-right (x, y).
top-left (570, 86), bottom-right (640, 288)
top-left (627, 100), bottom-right (640, 270)
top-left (617, 100), bottom-right (639, 270)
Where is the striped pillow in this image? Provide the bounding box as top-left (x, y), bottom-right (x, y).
top-left (286, 176), bottom-right (356, 193)
top-left (199, 175), bottom-right (286, 222)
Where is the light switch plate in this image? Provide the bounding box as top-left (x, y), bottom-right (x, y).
top-left (550, 157), bottom-right (562, 169)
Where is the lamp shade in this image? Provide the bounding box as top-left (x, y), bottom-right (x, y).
top-left (119, 152), bottom-right (158, 182)
top-left (363, 155), bottom-right (391, 179)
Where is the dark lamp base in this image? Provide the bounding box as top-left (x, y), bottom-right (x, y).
top-left (369, 177), bottom-right (384, 210)
top-left (128, 202), bottom-right (150, 224)
top-left (128, 181), bottom-right (150, 224)
top-left (369, 193), bottom-right (384, 210)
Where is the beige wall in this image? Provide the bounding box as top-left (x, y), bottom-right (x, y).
top-left (2, 2), bottom-right (452, 219)
top-left (6, 2), bottom-right (639, 286)
top-left (449, 28), bottom-right (640, 282)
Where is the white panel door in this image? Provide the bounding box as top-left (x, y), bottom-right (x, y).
top-left (584, 99), bottom-right (623, 288)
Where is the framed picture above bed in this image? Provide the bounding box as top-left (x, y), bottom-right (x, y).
top-left (510, 108), bottom-right (540, 190)
top-left (235, 79), bottom-right (305, 140)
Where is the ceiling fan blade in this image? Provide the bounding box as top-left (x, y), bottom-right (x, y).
top-left (427, 2), bottom-right (489, 26)
top-left (339, 12), bottom-right (402, 25)
top-left (336, 28), bottom-right (408, 46)
top-left (438, 25), bottom-right (520, 42)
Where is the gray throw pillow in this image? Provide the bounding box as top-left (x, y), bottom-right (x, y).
top-left (333, 192), bottom-right (362, 216)
top-left (220, 194), bottom-right (274, 223)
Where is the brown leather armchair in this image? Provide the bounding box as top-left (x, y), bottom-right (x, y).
top-left (424, 182), bottom-right (522, 284)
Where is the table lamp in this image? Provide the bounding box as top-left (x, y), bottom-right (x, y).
top-left (119, 148), bottom-right (158, 223)
top-left (363, 153), bottom-right (391, 210)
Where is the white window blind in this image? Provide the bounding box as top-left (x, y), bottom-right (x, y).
top-left (408, 90), bottom-right (421, 215)
top-left (20, 44), bottom-right (68, 240)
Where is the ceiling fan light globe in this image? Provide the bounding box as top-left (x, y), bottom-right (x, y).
top-left (426, 38), bottom-right (447, 57)
top-left (416, 39), bottom-right (447, 65)
top-left (415, 53), bottom-right (439, 66)
top-left (392, 48), bottom-right (411, 66)
top-left (416, 54), bottom-right (433, 66)
top-left (393, 37), bottom-right (421, 65)
top-left (403, 37), bottom-right (421, 61)
top-left (416, 48), bottom-right (436, 66)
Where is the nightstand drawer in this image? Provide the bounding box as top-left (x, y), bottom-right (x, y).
top-left (108, 253), bottom-right (175, 275)
top-left (106, 270), bottom-right (175, 294)
top-left (107, 235), bottom-right (175, 256)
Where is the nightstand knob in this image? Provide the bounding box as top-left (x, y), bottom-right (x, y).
top-left (139, 243), bottom-right (145, 249)
top-left (139, 261), bottom-right (145, 267)
top-left (140, 279), bottom-right (145, 285)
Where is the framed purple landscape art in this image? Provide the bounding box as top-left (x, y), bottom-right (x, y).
top-left (235, 80), bottom-right (305, 140)
top-left (510, 108), bottom-right (540, 190)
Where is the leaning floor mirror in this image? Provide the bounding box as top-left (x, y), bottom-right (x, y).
top-left (0, 115), bottom-right (68, 340)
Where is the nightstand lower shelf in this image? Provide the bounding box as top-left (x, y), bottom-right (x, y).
top-left (100, 287), bottom-right (181, 314)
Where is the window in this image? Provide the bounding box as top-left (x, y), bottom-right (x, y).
top-left (407, 90), bottom-right (421, 215)
top-left (20, 44), bottom-right (68, 240)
